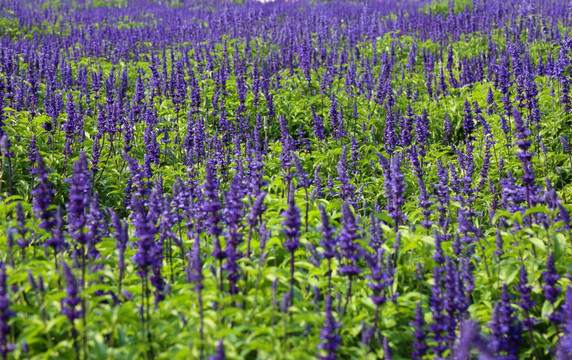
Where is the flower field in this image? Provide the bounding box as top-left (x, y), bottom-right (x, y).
top-left (1, 0), bottom-right (572, 358)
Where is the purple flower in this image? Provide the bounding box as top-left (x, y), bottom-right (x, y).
top-left (383, 337), bottom-right (393, 360)
top-left (365, 249), bottom-right (388, 307)
top-left (311, 105), bottom-right (326, 141)
top-left (246, 191), bottom-right (266, 257)
top-left (319, 205), bottom-right (337, 260)
top-left (561, 136), bottom-right (571, 153)
top-left (384, 110), bottom-right (398, 155)
top-left (456, 321), bottom-right (494, 360)
top-left (86, 192), bottom-right (105, 260)
top-left (410, 303), bottom-right (428, 360)
top-left (337, 146), bottom-right (355, 206)
top-left (15, 202), bottom-right (29, 257)
top-left (514, 265), bottom-right (536, 330)
top-left (111, 209), bottom-right (128, 291)
top-left (337, 203), bottom-right (362, 278)
top-left (488, 284), bottom-right (522, 360)
top-left (563, 285), bottom-right (572, 337)
top-left (0, 262), bottom-right (15, 359)
top-left (186, 237), bottom-right (204, 292)
top-left (313, 165), bottom-right (324, 199)
top-left (209, 339), bottom-right (226, 360)
top-left (414, 109), bottom-right (430, 157)
top-left (44, 206), bottom-right (67, 253)
top-left (294, 155), bottom-right (310, 189)
top-left (543, 252), bottom-right (562, 324)
top-left (222, 173), bottom-right (245, 294)
top-left (558, 286), bottom-right (572, 360)
top-left (203, 162), bottom-right (222, 236)
top-left (318, 294), bottom-right (341, 360)
top-left (462, 99), bottom-right (474, 141)
top-left (282, 192), bottom-right (301, 306)
top-left (130, 194), bottom-right (159, 279)
top-left (429, 266), bottom-right (447, 357)
top-left (66, 153), bottom-right (91, 250)
top-left (368, 214), bottom-right (385, 252)
top-left (384, 154), bottom-right (406, 232)
top-left (282, 193), bottom-right (301, 253)
top-left (203, 161), bottom-right (225, 261)
top-left (61, 262), bottom-right (82, 322)
top-left (27, 134), bottom-right (37, 169)
top-left (556, 203), bottom-right (571, 231)
top-left (31, 153), bottom-right (55, 231)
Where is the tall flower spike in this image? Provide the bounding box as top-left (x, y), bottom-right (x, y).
top-left (456, 321), bottom-right (494, 360)
top-left (61, 262), bottom-right (82, 322)
top-left (203, 161), bottom-right (224, 260)
top-left (387, 153), bottom-right (406, 232)
top-left (558, 286), bottom-right (572, 360)
top-left (336, 146), bottom-right (355, 206)
top-left (319, 204), bottom-right (336, 260)
top-left (282, 192), bottom-right (301, 253)
top-left (0, 262), bottom-right (15, 359)
top-left (31, 153), bottom-right (56, 231)
top-left (488, 284), bottom-right (522, 360)
top-left (318, 293), bottom-right (341, 360)
top-left (410, 302), bottom-right (428, 360)
top-left (383, 337), bottom-right (393, 360)
top-left (67, 152), bottom-right (91, 252)
top-left (44, 206), bottom-right (67, 254)
top-left (282, 191), bottom-right (301, 305)
top-left (337, 203), bottom-right (361, 278)
top-left (209, 339), bottom-right (226, 360)
top-left (543, 252), bottom-right (562, 324)
top-left (293, 155), bottom-right (310, 189)
top-left (338, 203), bottom-right (362, 315)
top-left (16, 202), bottom-right (30, 259)
top-left (515, 265), bottom-right (536, 330)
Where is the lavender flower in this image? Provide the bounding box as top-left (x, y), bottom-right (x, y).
top-left (515, 265), bottom-right (536, 329)
top-left (385, 154), bottom-right (406, 232)
top-left (44, 206), bottom-right (67, 255)
top-left (311, 105), bottom-right (326, 141)
top-left (558, 286), bottom-right (572, 360)
top-left (543, 252), bottom-right (562, 324)
top-left (66, 153), bottom-right (91, 259)
top-left (337, 203), bottom-right (361, 278)
top-left (15, 202), bottom-right (29, 260)
top-left (203, 162), bottom-right (224, 260)
top-left (247, 192), bottom-right (266, 258)
top-left (456, 321), bottom-right (494, 360)
top-left (61, 262), bottom-right (82, 356)
top-left (488, 284), bottom-right (522, 360)
top-left (282, 192), bottom-right (301, 305)
top-left (429, 266), bottom-right (447, 357)
top-left (338, 203), bottom-right (362, 314)
top-left (411, 303), bottom-right (428, 360)
top-left (383, 337), bottom-right (392, 360)
top-left (0, 262), bottom-right (15, 360)
top-left (111, 210), bottom-right (128, 292)
top-left (318, 294), bottom-right (341, 360)
top-left (61, 262), bottom-right (82, 322)
top-left (337, 146), bottom-right (355, 206)
top-left (31, 153), bottom-right (55, 231)
top-left (319, 205), bottom-right (337, 261)
top-left (210, 339), bottom-right (226, 360)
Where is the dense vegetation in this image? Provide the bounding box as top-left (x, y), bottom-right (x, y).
top-left (1, 0), bottom-right (572, 358)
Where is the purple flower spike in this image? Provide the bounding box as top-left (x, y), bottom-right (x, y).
top-left (318, 294), bottom-right (341, 360)
top-left (209, 339), bottom-right (226, 360)
top-left (0, 262), bottom-right (15, 359)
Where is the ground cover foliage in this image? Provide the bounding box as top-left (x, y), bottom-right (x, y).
top-left (1, 0), bottom-right (572, 358)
